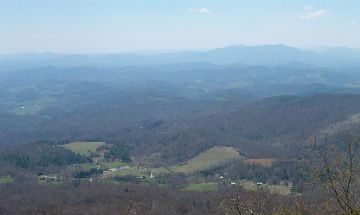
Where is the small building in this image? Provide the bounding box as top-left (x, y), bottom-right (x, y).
top-left (39, 175), bottom-right (57, 181)
top-left (136, 176), bottom-right (146, 179)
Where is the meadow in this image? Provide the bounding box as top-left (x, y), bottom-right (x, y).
top-left (61, 141), bottom-right (105, 157)
top-left (152, 147), bottom-right (242, 175)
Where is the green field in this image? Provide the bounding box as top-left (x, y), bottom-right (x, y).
top-left (0, 175), bottom-right (14, 184)
top-left (61, 141), bottom-right (105, 157)
top-left (239, 180), bottom-right (293, 195)
top-left (76, 161), bottom-right (129, 171)
top-left (168, 147), bottom-right (241, 174)
top-left (108, 167), bottom-right (147, 177)
top-left (100, 161), bottom-right (128, 169)
top-left (183, 183), bottom-right (218, 192)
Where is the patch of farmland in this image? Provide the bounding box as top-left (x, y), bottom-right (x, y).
top-left (100, 161), bottom-right (128, 170)
top-left (239, 180), bottom-right (293, 195)
top-left (0, 175), bottom-right (13, 184)
top-left (61, 141), bottom-right (105, 157)
top-left (108, 167), bottom-right (147, 177)
top-left (168, 146), bottom-right (241, 174)
top-left (112, 147), bottom-right (241, 177)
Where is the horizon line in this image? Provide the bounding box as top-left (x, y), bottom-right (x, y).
top-left (0, 44), bottom-right (359, 56)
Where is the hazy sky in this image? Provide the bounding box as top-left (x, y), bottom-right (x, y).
top-left (1, 0), bottom-right (360, 53)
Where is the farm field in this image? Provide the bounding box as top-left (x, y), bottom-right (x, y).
top-left (239, 180), bottom-right (293, 195)
top-left (168, 146), bottom-right (242, 174)
top-left (0, 175), bottom-right (13, 184)
top-left (100, 161), bottom-right (128, 169)
top-left (108, 167), bottom-right (147, 177)
top-left (75, 161), bottom-right (129, 172)
top-left (61, 141), bottom-right (105, 157)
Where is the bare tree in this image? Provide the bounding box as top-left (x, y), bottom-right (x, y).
top-left (220, 186), bottom-right (324, 215)
top-left (307, 127), bottom-right (360, 215)
top-left (220, 186), bottom-right (273, 215)
top-left (126, 200), bottom-right (137, 215)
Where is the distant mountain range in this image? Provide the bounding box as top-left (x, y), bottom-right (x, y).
top-left (1, 45), bottom-right (360, 69)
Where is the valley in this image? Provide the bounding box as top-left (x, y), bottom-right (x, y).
top-left (36, 141), bottom-right (293, 197)
top-left (1, 46), bottom-right (360, 214)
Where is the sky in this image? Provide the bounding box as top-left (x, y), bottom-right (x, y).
top-left (0, 0), bottom-right (360, 54)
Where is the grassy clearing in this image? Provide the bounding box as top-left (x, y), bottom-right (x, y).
top-left (77, 161), bottom-right (128, 171)
top-left (150, 167), bottom-right (171, 175)
top-left (100, 161), bottom-right (128, 169)
top-left (239, 180), bottom-right (293, 195)
top-left (108, 167), bottom-right (147, 177)
top-left (183, 183), bottom-right (218, 192)
top-left (169, 147), bottom-right (241, 174)
top-left (61, 141), bottom-right (105, 157)
top-left (0, 175), bottom-right (14, 184)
